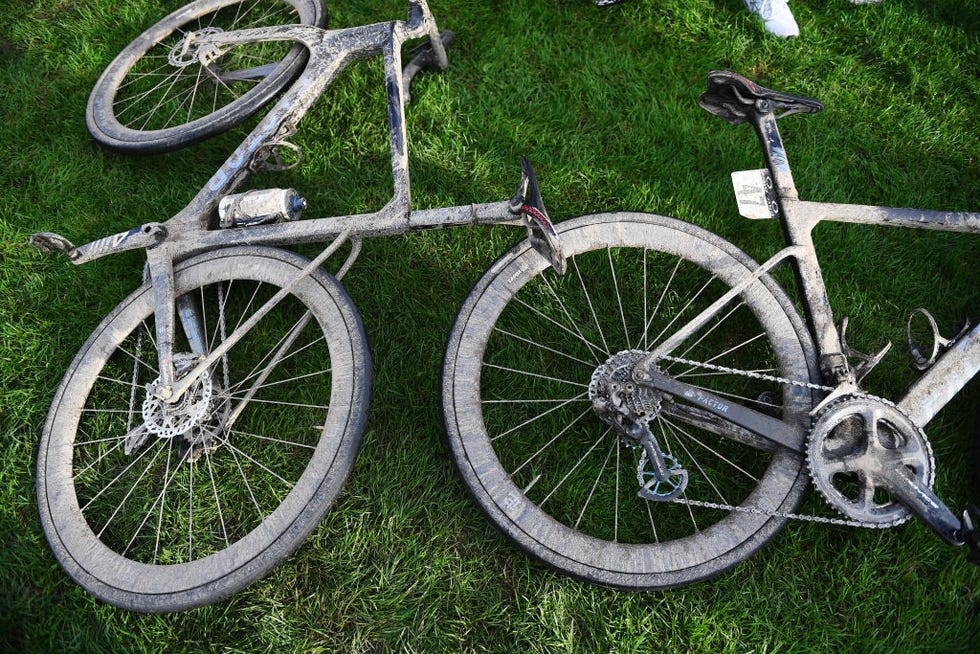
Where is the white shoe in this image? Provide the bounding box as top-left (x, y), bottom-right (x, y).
top-left (744, 0), bottom-right (799, 38)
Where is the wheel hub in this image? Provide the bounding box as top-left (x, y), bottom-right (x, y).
top-left (168, 27), bottom-right (225, 67)
top-left (589, 349), bottom-right (662, 436)
top-left (136, 353), bottom-right (229, 461)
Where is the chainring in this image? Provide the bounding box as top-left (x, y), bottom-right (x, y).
top-left (806, 396), bottom-right (935, 526)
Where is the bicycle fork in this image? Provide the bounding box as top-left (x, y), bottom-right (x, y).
top-left (145, 229), bottom-right (354, 408)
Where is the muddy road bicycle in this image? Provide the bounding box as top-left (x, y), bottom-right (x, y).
top-left (30, 0), bottom-right (979, 613)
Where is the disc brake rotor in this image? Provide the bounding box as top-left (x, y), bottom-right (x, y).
top-left (168, 27), bottom-right (225, 67)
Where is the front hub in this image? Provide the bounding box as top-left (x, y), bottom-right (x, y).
top-left (126, 353), bottom-right (229, 462)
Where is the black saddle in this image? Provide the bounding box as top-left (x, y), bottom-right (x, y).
top-left (698, 70), bottom-right (824, 125)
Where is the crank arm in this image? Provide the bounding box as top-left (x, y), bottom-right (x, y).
top-left (642, 370), bottom-right (805, 453)
top-left (882, 465), bottom-right (966, 546)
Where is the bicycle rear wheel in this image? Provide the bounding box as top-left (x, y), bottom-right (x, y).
top-left (442, 213), bottom-right (819, 588)
top-left (37, 246), bottom-right (370, 611)
top-left (86, 0), bottom-right (326, 153)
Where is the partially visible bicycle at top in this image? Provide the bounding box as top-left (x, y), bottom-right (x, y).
top-left (30, 0), bottom-right (979, 612)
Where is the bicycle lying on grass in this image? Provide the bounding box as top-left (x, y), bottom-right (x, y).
top-left (31, 0), bottom-right (979, 613)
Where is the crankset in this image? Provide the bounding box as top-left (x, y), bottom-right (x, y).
top-left (807, 395), bottom-right (967, 545)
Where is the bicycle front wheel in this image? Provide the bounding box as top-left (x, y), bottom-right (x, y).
top-left (442, 213), bottom-right (818, 588)
top-left (86, 0), bottom-right (326, 153)
top-left (37, 246), bottom-right (370, 611)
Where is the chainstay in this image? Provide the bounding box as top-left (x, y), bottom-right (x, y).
top-left (656, 354), bottom-right (907, 530)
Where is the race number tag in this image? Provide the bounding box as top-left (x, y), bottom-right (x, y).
top-left (731, 169), bottom-right (778, 219)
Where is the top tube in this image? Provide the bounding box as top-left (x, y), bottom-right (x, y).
top-left (746, 108), bottom-right (980, 236)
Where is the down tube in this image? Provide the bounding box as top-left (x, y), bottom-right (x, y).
top-left (899, 322), bottom-right (980, 427)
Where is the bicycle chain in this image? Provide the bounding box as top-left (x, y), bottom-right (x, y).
top-left (659, 354), bottom-right (836, 393)
top-left (655, 353), bottom-right (905, 530)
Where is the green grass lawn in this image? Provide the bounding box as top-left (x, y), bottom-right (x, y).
top-left (2, 0), bottom-right (979, 651)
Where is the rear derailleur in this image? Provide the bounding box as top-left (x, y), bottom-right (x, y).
top-left (588, 350), bottom-right (688, 501)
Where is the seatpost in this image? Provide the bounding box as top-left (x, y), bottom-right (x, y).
top-left (748, 100), bottom-right (799, 202)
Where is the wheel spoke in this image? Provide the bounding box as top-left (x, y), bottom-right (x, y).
top-left (574, 435), bottom-right (617, 530)
top-left (570, 254), bottom-right (610, 356)
top-left (640, 256), bottom-right (682, 349)
top-left (91, 439), bottom-right (168, 536)
top-left (491, 391), bottom-right (590, 441)
top-left (511, 295), bottom-right (605, 363)
top-left (203, 446), bottom-right (230, 549)
top-left (481, 361), bottom-right (588, 390)
top-left (230, 428), bottom-right (317, 450)
top-left (508, 406), bottom-right (594, 468)
top-left (538, 429), bottom-right (609, 510)
top-left (606, 246), bottom-right (631, 349)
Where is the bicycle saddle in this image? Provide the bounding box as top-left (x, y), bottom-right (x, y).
top-left (698, 70), bottom-right (824, 125)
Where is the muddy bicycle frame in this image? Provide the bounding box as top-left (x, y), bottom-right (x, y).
top-left (33, 3), bottom-right (979, 551)
top-left (718, 103), bottom-right (980, 429)
top-left (41, 1), bottom-right (537, 396)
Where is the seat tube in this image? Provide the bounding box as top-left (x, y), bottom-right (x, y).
top-left (751, 107), bottom-right (847, 382)
top-left (752, 106), bottom-right (798, 201)
top-left (383, 26), bottom-right (411, 214)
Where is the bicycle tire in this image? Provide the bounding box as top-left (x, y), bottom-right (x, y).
top-left (37, 246), bottom-right (371, 611)
top-left (86, 0), bottom-right (326, 153)
top-left (442, 212), bottom-right (819, 588)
